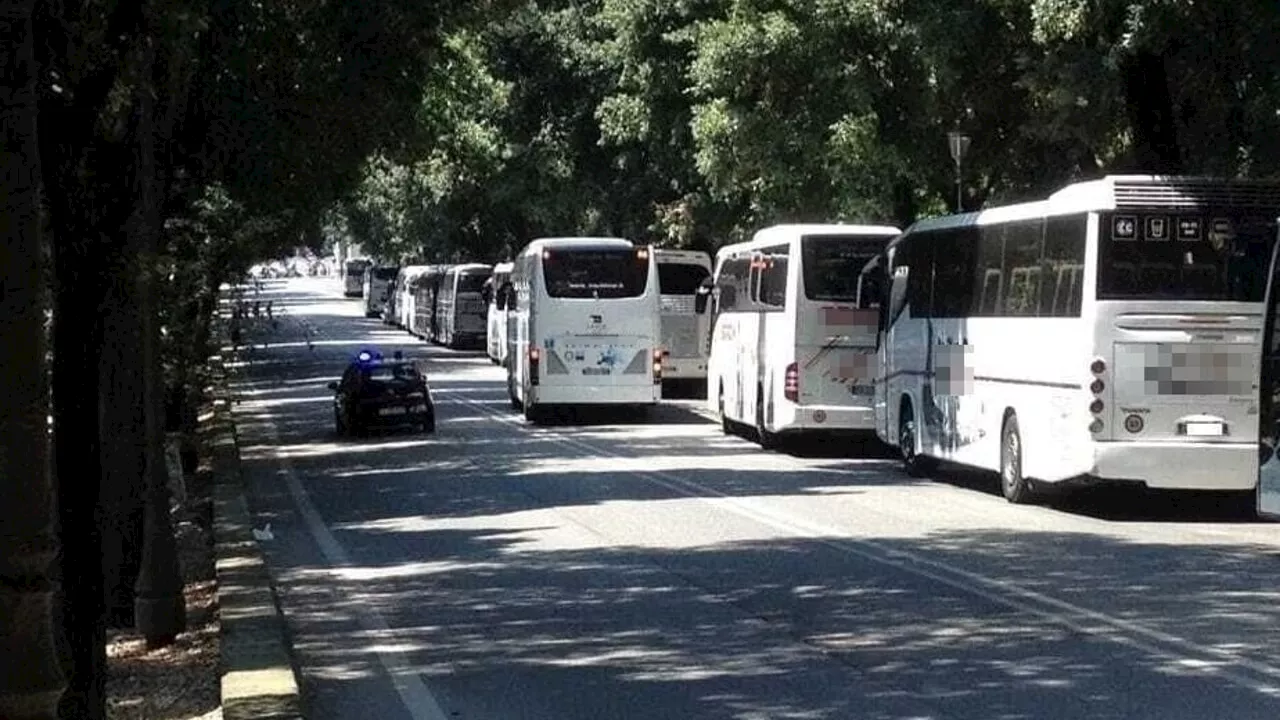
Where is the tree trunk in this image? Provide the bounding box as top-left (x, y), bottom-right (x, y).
top-left (98, 253), bottom-right (147, 628)
top-left (0, 1), bottom-right (67, 716)
top-left (1120, 50), bottom-right (1183, 174)
top-left (131, 32), bottom-right (186, 645)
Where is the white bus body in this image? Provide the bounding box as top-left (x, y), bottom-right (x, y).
top-left (486, 261), bottom-right (514, 365)
top-left (655, 249), bottom-right (713, 387)
top-left (363, 265), bottom-right (399, 318)
top-left (871, 175), bottom-right (1280, 502)
top-left (506, 238), bottom-right (662, 423)
top-left (343, 258), bottom-right (370, 298)
top-left (705, 224), bottom-right (901, 447)
top-left (434, 263), bottom-right (491, 348)
top-left (393, 265), bottom-right (431, 328)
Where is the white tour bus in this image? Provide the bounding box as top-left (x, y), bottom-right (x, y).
top-left (869, 174), bottom-right (1280, 503)
top-left (703, 223), bottom-right (901, 448)
top-left (343, 258), bottom-right (370, 298)
top-left (654, 249), bottom-right (713, 392)
top-left (505, 237), bottom-right (662, 423)
top-left (410, 265), bottom-right (447, 339)
top-left (362, 264), bottom-right (400, 318)
top-left (1256, 230), bottom-right (1280, 519)
top-left (485, 261), bottom-right (514, 365)
top-left (392, 265), bottom-right (431, 328)
top-left (433, 263), bottom-right (492, 348)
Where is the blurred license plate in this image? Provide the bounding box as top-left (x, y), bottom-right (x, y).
top-left (1184, 421), bottom-right (1223, 436)
top-left (582, 367), bottom-right (610, 375)
top-left (379, 407), bottom-right (407, 416)
top-left (410, 404), bottom-right (427, 412)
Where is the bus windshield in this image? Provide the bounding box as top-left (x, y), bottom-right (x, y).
top-left (457, 272), bottom-right (488, 294)
top-left (802, 235), bottom-right (896, 302)
top-left (1097, 212), bottom-right (1277, 302)
top-left (658, 263), bottom-right (710, 295)
top-left (543, 249), bottom-right (649, 299)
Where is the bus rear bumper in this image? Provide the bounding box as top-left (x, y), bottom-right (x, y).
top-left (662, 357), bottom-right (707, 380)
top-left (774, 404), bottom-right (877, 434)
top-left (531, 383), bottom-right (660, 406)
top-left (1090, 441), bottom-right (1257, 490)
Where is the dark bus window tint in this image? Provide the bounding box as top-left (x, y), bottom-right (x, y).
top-left (904, 236), bottom-right (934, 317)
top-left (374, 266), bottom-right (400, 281)
top-left (658, 263), bottom-right (711, 295)
top-left (457, 272), bottom-right (489, 294)
top-left (542, 249), bottom-right (650, 298)
top-left (930, 227), bottom-right (979, 318)
top-left (974, 224), bottom-right (1005, 316)
top-left (801, 234), bottom-right (897, 301)
top-left (715, 256), bottom-right (750, 310)
top-left (1002, 219), bottom-right (1044, 316)
top-left (1040, 213), bottom-right (1087, 317)
top-left (1097, 212), bottom-right (1277, 302)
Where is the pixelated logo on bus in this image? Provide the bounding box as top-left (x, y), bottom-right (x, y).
top-left (934, 343), bottom-right (975, 395)
top-left (1117, 343), bottom-right (1253, 396)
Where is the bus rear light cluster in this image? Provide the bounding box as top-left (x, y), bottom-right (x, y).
top-left (1089, 357), bottom-right (1106, 433)
top-left (529, 346), bottom-right (541, 386)
top-left (652, 349), bottom-right (663, 384)
top-left (784, 363), bottom-right (799, 402)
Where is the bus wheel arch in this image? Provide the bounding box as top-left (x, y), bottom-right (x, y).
top-left (755, 383), bottom-right (778, 450)
top-left (1000, 410), bottom-right (1035, 504)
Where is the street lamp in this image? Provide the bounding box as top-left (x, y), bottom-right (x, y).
top-left (948, 130), bottom-right (971, 213)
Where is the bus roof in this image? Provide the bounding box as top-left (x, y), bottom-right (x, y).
top-left (654, 248), bottom-right (712, 265)
top-left (716, 223), bottom-right (902, 259)
top-left (447, 263), bottom-right (493, 276)
top-left (902, 175), bottom-right (1280, 239)
top-left (523, 237), bottom-right (635, 254)
top-left (491, 261), bottom-right (514, 273)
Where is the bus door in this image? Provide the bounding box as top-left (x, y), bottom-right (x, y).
top-left (1258, 222), bottom-right (1280, 519)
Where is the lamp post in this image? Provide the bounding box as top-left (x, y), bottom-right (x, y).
top-left (947, 130), bottom-right (971, 213)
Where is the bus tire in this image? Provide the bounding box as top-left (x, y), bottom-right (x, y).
top-left (899, 401), bottom-right (933, 477)
top-left (756, 390), bottom-right (778, 450)
top-left (718, 383), bottom-right (733, 436)
top-left (1000, 414), bottom-right (1035, 504)
top-left (524, 402), bottom-right (549, 425)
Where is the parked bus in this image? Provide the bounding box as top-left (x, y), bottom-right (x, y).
top-left (343, 258), bottom-right (371, 298)
top-left (410, 265), bottom-right (447, 339)
top-left (434, 263), bottom-right (492, 348)
top-left (869, 174), bottom-right (1280, 503)
top-left (1258, 230), bottom-right (1280, 519)
top-left (655, 249), bottom-right (713, 394)
top-left (703, 224), bottom-right (901, 448)
top-left (485, 262), bottom-right (514, 365)
top-left (505, 238), bottom-right (662, 423)
top-left (392, 265), bottom-right (431, 328)
top-left (362, 264), bottom-right (400, 318)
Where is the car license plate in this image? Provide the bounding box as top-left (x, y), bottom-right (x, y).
top-left (1184, 421), bottom-right (1224, 436)
top-left (582, 367), bottom-right (610, 376)
top-left (379, 407), bottom-right (407, 416)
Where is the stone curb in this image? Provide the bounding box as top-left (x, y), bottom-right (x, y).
top-left (209, 349), bottom-right (305, 720)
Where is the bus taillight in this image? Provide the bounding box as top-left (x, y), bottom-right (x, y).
top-left (1090, 358), bottom-right (1106, 375)
top-left (529, 346), bottom-right (541, 386)
top-left (653, 349), bottom-right (663, 384)
top-left (784, 363), bottom-right (799, 402)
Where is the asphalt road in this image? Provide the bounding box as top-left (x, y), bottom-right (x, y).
top-left (228, 277), bottom-right (1280, 720)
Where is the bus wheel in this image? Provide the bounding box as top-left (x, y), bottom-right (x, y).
top-left (899, 405), bottom-right (933, 477)
top-left (756, 392), bottom-right (778, 450)
top-left (1000, 414), bottom-right (1034, 504)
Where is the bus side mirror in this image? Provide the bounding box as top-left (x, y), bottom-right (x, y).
top-left (481, 286), bottom-right (492, 305)
top-left (694, 289), bottom-right (709, 315)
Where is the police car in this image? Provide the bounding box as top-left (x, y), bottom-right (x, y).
top-left (329, 350), bottom-right (436, 436)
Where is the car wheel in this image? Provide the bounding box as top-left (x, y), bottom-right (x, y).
top-left (335, 408), bottom-right (346, 437)
top-left (423, 412), bottom-right (436, 433)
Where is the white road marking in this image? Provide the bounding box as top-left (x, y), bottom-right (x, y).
top-left (254, 418), bottom-right (453, 720)
top-left (442, 388), bottom-right (1280, 698)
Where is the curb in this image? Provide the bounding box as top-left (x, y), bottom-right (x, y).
top-left (209, 350), bottom-right (305, 720)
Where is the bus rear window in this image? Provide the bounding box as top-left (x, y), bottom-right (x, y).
top-left (658, 263), bottom-right (710, 295)
top-left (542, 249), bottom-right (650, 298)
top-left (373, 266), bottom-right (400, 281)
top-left (457, 273), bottom-right (488, 294)
top-left (801, 234), bottom-right (896, 302)
top-left (1097, 213), bottom-right (1276, 302)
